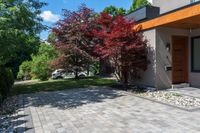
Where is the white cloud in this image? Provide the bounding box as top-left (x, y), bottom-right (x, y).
top-left (40, 11), bottom-right (60, 23)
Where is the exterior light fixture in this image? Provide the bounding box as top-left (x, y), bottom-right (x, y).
top-left (166, 43), bottom-right (170, 52)
top-left (189, 28), bottom-right (192, 33)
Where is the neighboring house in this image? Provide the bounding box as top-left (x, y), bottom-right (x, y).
top-left (127, 0), bottom-right (200, 89)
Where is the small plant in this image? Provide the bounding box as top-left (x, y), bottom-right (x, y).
top-left (172, 93), bottom-right (182, 97)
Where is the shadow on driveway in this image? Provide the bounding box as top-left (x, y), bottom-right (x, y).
top-left (10, 87), bottom-right (125, 132)
top-left (23, 87), bottom-right (125, 110)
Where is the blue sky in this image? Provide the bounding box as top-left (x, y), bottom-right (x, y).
top-left (40, 0), bottom-right (133, 40)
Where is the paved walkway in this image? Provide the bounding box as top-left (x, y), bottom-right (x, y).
top-left (13, 87), bottom-right (200, 133)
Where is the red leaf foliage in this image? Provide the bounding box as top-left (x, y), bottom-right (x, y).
top-left (51, 5), bottom-right (96, 77)
top-left (93, 12), bottom-right (149, 84)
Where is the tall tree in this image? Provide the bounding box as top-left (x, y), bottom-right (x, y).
top-left (103, 6), bottom-right (126, 17)
top-left (52, 5), bottom-right (96, 78)
top-left (0, 0), bottom-right (46, 76)
top-left (93, 13), bottom-right (148, 85)
top-left (128, 0), bottom-right (151, 14)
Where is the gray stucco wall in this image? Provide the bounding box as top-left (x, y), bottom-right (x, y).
top-left (156, 27), bottom-right (190, 89)
top-left (152, 0), bottom-right (191, 14)
top-left (133, 27), bottom-right (200, 89)
top-left (131, 29), bottom-right (156, 87)
top-left (189, 29), bottom-right (200, 87)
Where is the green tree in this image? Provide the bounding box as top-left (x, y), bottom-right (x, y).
top-left (5, 36), bottom-right (41, 78)
top-left (18, 44), bottom-right (58, 81)
top-left (128, 0), bottom-right (151, 14)
top-left (103, 6), bottom-right (126, 16)
top-left (31, 44), bottom-right (58, 81)
top-left (0, 0), bottom-right (46, 101)
top-left (0, 0), bottom-right (46, 77)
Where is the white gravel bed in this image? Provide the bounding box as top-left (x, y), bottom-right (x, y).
top-left (137, 91), bottom-right (200, 109)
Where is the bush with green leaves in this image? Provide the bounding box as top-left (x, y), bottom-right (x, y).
top-left (31, 44), bottom-right (58, 80)
top-left (18, 44), bottom-right (58, 81)
top-left (0, 66), bottom-right (14, 102)
top-left (90, 61), bottom-right (100, 75)
top-left (17, 61), bottom-right (32, 80)
top-left (31, 54), bottom-right (52, 81)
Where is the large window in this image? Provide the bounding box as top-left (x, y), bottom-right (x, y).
top-left (191, 0), bottom-right (200, 3)
top-left (191, 37), bottom-right (200, 72)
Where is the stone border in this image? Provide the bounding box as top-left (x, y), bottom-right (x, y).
top-left (132, 94), bottom-right (200, 112)
top-left (169, 92), bottom-right (200, 99)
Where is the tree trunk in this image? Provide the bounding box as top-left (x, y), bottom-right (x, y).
top-left (87, 63), bottom-right (90, 76)
top-left (74, 70), bottom-right (78, 79)
top-left (122, 65), bottom-right (128, 83)
top-left (121, 65), bottom-right (129, 90)
top-left (99, 58), bottom-right (113, 76)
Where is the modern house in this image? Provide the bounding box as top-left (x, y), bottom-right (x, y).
top-left (127, 0), bottom-right (200, 89)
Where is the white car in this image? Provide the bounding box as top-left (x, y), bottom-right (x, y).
top-left (52, 69), bottom-right (91, 79)
top-left (51, 69), bottom-right (66, 79)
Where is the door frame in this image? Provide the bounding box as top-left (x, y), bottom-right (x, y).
top-left (172, 35), bottom-right (189, 84)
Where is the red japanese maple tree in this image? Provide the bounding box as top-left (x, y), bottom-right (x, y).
top-left (51, 5), bottom-right (97, 78)
top-left (93, 13), bottom-right (149, 85)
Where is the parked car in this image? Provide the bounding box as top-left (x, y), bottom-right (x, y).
top-left (52, 69), bottom-right (92, 79)
top-left (51, 69), bottom-right (66, 79)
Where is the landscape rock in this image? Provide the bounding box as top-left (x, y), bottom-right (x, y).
top-left (137, 91), bottom-right (200, 109)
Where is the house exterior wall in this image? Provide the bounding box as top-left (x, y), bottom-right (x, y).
top-left (137, 27), bottom-right (200, 89)
top-left (131, 1), bottom-right (200, 89)
top-left (156, 27), bottom-right (190, 89)
top-left (131, 29), bottom-right (156, 87)
top-left (152, 0), bottom-right (191, 14)
top-left (189, 29), bottom-right (200, 87)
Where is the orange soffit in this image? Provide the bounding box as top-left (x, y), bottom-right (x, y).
top-left (135, 3), bottom-right (200, 30)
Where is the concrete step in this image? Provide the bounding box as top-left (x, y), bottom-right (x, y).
top-left (172, 83), bottom-right (190, 89)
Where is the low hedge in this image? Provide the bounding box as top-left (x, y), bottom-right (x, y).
top-left (0, 66), bottom-right (14, 103)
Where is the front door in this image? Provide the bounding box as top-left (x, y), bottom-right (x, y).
top-left (172, 36), bottom-right (189, 84)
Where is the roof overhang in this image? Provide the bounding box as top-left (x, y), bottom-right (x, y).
top-left (136, 3), bottom-right (200, 30)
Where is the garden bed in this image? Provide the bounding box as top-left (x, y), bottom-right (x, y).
top-left (0, 96), bottom-right (19, 133)
top-left (136, 91), bottom-right (200, 110)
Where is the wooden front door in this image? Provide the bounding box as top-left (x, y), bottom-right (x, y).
top-left (172, 36), bottom-right (189, 84)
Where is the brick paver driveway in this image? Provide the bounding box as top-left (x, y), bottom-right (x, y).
top-left (13, 87), bottom-right (200, 133)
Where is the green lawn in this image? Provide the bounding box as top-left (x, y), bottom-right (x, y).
top-left (12, 77), bottom-right (117, 95)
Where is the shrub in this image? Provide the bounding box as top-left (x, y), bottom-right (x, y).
top-left (0, 66), bottom-right (14, 102)
top-left (31, 44), bottom-right (58, 81)
top-left (17, 61), bottom-right (32, 80)
top-left (17, 44), bottom-right (58, 81)
top-left (31, 55), bottom-right (52, 81)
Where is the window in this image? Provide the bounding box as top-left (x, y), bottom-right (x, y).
top-left (191, 37), bottom-right (200, 72)
top-left (191, 0), bottom-right (199, 3)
